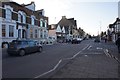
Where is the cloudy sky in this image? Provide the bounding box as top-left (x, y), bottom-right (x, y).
top-left (12, 0), bottom-right (119, 36)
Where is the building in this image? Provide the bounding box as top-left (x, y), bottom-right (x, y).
top-left (108, 18), bottom-right (120, 42)
top-left (77, 27), bottom-right (85, 38)
top-left (57, 16), bottom-right (78, 42)
top-left (0, 1), bottom-right (48, 48)
top-left (48, 24), bottom-right (57, 44)
top-left (48, 16), bottom-right (86, 43)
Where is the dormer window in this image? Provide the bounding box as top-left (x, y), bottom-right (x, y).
top-left (18, 11), bottom-right (26, 23)
top-left (22, 13), bottom-right (26, 24)
top-left (31, 17), bottom-right (34, 25)
top-left (45, 20), bottom-right (47, 27)
top-left (6, 8), bottom-right (11, 20)
top-left (4, 5), bottom-right (13, 20)
top-left (31, 15), bottom-right (35, 25)
top-left (40, 19), bottom-right (43, 27)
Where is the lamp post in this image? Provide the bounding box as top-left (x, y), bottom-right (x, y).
top-left (99, 21), bottom-right (102, 41)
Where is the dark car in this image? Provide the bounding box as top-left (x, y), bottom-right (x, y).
top-left (71, 38), bottom-right (82, 44)
top-left (94, 38), bottom-right (100, 42)
top-left (7, 40), bottom-right (42, 56)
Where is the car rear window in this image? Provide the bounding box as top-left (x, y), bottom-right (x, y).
top-left (12, 40), bottom-right (22, 45)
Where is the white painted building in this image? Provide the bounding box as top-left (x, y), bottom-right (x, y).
top-left (108, 18), bottom-right (120, 42)
top-left (0, 1), bottom-right (48, 48)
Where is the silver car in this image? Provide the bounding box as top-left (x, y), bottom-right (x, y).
top-left (7, 40), bottom-right (42, 56)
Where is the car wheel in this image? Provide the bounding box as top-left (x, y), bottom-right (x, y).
top-left (19, 50), bottom-right (25, 56)
top-left (38, 47), bottom-right (42, 52)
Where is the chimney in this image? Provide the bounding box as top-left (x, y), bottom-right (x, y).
top-left (62, 16), bottom-right (66, 19)
top-left (31, 1), bottom-right (35, 4)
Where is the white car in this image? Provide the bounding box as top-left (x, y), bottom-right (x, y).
top-left (77, 38), bottom-right (83, 41)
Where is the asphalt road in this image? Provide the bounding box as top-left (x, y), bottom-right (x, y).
top-left (2, 39), bottom-right (92, 78)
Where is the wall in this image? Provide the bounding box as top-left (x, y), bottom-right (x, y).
top-left (0, 18), bottom-right (2, 49)
top-left (48, 30), bottom-right (56, 37)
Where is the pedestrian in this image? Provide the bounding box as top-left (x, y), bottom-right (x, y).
top-left (116, 36), bottom-right (120, 53)
top-left (104, 36), bottom-right (107, 43)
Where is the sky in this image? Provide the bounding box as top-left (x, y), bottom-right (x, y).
top-left (12, 0), bottom-right (119, 36)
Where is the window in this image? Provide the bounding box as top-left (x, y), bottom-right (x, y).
top-left (9, 25), bottom-right (14, 37)
top-left (30, 28), bottom-right (33, 38)
top-left (17, 41), bottom-right (22, 45)
top-left (12, 12), bottom-right (18, 21)
top-left (40, 34), bottom-right (42, 38)
top-left (35, 29), bottom-right (38, 38)
top-left (22, 41), bottom-right (28, 45)
top-left (6, 8), bottom-right (11, 20)
top-left (44, 35), bottom-right (46, 38)
top-left (18, 13), bottom-right (22, 22)
top-left (31, 16), bottom-right (35, 25)
top-left (40, 20), bottom-right (43, 27)
top-left (31, 17), bottom-right (34, 25)
top-left (18, 29), bottom-right (21, 38)
top-left (2, 25), bottom-right (6, 37)
top-left (45, 21), bottom-right (47, 27)
top-left (23, 14), bottom-right (26, 23)
top-left (43, 21), bottom-right (45, 27)
top-left (22, 29), bottom-right (26, 38)
top-left (40, 29), bottom-right (43, 38)
top-left (29, 41), bottom-right (35, 47)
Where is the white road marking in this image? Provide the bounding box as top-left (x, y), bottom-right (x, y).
top-left (34, 59), bottom-right (62, 78)
top-left (103, 49), bottom-right (120, 64)
top-left (96, 47), bottom-right (103, 50)
top-left (104, 49), bottom-right (111, 57)
top-left (84, 55), bottom-right (88, 57)
top-left (34, 44), bottom-right (90, 79)
top-left (82, 45), bottom-right (90, 51)
top-left (87, 45), bottom-right (92, 50)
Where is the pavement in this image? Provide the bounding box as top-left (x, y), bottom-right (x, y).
top-left (51, 40), bottom-right (120, 78)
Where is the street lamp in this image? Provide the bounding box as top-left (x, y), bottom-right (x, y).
top-left (99, 21), bottom-right (102, 41)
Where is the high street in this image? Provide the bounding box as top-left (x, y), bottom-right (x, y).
top-left (2, 39), bottom-right (119, 79)
top-left (2, 39), bottom-right (91, 78)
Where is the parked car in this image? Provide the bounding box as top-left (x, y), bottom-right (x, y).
top-left (7, 40), bottom-right (42, 56)
top-left (71, 38), bottom-right (82, 44)
top-left (94, 38), bottom-right (100, 42)
top-left (77, 38), bottom-right (83, 42)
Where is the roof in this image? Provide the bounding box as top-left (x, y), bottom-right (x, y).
top-left (2, 1), bottom-right (48, 20)
top-left (68, 18), bottom-right (77, 26)
top-left (21, 1), bottom-right (35, 6)
top-left (57, 16), bottom-right (77, 33)
top-left (109, 24), bottom-right (114, 28)
top-left (109, 18), bottom-right (120, 28)
top-left (48, 24), bottom-right (57, 30)
top-left (57, 17), bottom-right (73, 27)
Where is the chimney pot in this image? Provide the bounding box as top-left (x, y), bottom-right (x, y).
top-left (62, 16), bottom-right (66, 19)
